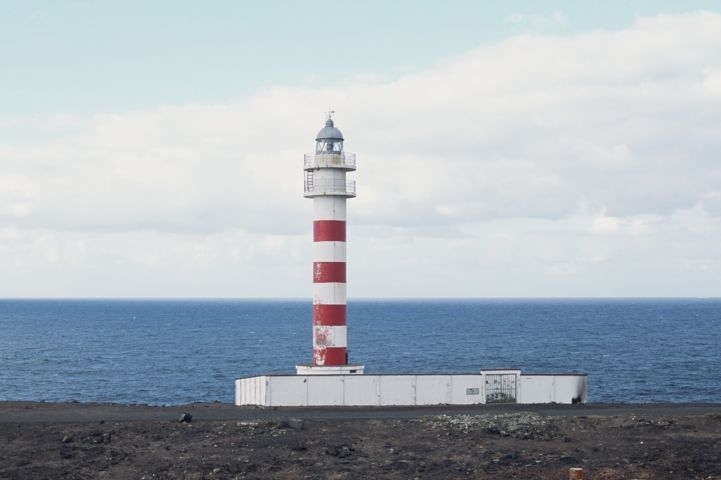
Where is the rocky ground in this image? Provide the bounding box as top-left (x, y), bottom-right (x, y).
top-left (1, 404), bottom-right (720, 479)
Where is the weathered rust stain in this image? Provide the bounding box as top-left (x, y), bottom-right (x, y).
top-left (314, 326), bottom-right (331, 348)
top-left (313, 347), bottom-right (327, 366)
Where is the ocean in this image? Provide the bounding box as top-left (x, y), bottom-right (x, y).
top-left (0, 299), bottom-right (719, 405)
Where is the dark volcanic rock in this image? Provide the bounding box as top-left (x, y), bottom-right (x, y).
top-left (277, 418), bottom-right (304, 430)
top-left (2, 405), bottom-right (721, 480)
top-left (325, 444), bottom-right (354, 458)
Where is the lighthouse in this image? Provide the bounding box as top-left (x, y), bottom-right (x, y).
top-left (235, 116), bottom-right (587, 406)
top-left (296, 115), bottom-right (365, 375)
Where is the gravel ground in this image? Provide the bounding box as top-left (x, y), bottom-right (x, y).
top-left (1, 402), bottom-right (720, 479)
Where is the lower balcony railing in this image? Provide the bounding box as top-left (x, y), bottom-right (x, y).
top-left (304, 179), bottom-right (356, 197)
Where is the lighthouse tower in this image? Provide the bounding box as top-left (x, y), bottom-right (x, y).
top-left (296, 115), bottom-right (364, 376)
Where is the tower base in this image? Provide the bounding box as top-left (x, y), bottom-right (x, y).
top-left (295, 364), bottom-right (365, 375)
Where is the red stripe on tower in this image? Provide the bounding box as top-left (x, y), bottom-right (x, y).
top-left (314, 220), bottom-right (346, 242)
top-left (313, 347), bottom-right (347, 366)
top-left (313, 304), bottom-right (346, 326)
top-left (313, 262), bottom-right (346, 283)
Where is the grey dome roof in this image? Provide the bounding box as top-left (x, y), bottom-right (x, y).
top-left (315, 118), bottom-right (344, 141)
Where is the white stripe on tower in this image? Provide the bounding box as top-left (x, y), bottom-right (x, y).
top-left (313, 242), bottom-right (346, 262)
top-left (313, 282), bottom-right (346, 305)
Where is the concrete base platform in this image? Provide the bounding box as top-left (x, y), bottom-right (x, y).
top-left (236, 369), bottom-right (587, 407)
top-left (295, 364), bottom-right (365, 375)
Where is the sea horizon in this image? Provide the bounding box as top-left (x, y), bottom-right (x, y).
top-left (3, 296), bottom-right (720, 301)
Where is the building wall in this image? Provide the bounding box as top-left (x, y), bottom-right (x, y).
top-left (235, 375), bottom-right (267, 406)
top-left (519, 375), bottom-right (587, 404)
top-left (235, 372), bottom-right (587, 407)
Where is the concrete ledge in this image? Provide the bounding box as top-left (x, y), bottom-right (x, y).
top-left (295, 365), bottom-right (365, 375)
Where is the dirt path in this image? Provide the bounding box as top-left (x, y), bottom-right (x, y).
top-left (1, 401), bottom-right (720, 423)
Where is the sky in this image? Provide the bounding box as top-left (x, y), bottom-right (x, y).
top-left (1, 1), bottom-right (721, 298)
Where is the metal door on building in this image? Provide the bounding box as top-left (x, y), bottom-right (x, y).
top-left (485, 374), bottom-right (517, 404)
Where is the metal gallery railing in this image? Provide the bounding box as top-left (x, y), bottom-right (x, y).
top-left (304, 152), bottom-right (356, 170)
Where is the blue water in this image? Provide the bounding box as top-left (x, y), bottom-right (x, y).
top-left (0, 299), bottom-right (719, 405)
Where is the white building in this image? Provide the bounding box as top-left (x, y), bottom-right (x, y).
top-left (236, 369), bottom-right (587, 407)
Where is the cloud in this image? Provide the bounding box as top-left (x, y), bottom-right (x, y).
top-left (589, 212), bottom-right (650, 236)
top-left (506, 11), bottom-right (567, 30)
top-left (1, 11), bottom-right (721, 296)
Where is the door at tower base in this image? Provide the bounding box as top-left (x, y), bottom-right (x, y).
top-left (234, 371), bottom-right (587, 407)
